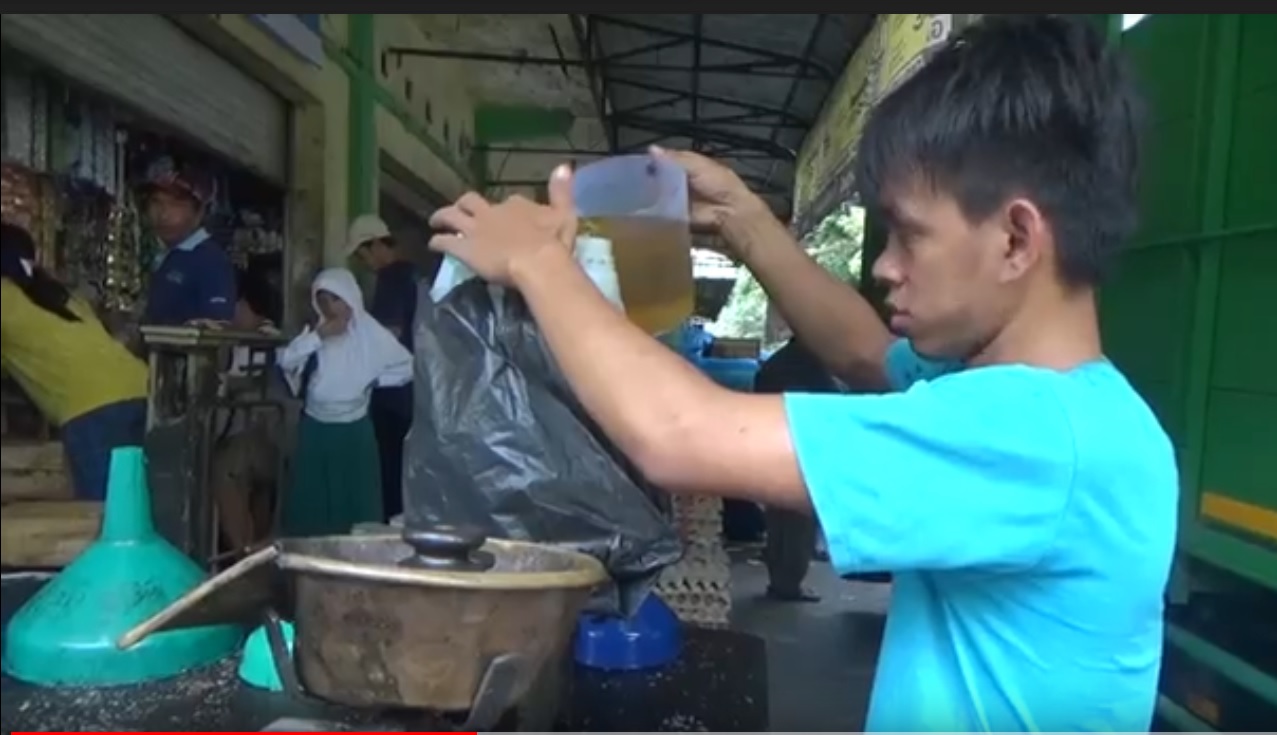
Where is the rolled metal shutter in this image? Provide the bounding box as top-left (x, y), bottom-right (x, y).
top-left (0, 14), bottom-right (287, 183)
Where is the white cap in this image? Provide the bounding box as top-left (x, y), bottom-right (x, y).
top-left (345, 214), bottom-right (391, 257)
top-left (575, 236), bottom-right (624, 310)
top-left (574, 235), bottom-right (615, 267)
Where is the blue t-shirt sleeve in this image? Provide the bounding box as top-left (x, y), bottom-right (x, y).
top-left (785, 367), bottom-right (1077, 574)
top-left (884, 338), bottom-right (962, 391)
top-left (196, 247), bottom-right (237, 322)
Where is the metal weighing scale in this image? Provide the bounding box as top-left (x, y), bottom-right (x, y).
top-left (141, 324), bottom-right (286, 561)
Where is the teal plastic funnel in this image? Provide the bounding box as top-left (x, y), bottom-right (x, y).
top-left (238, 620), bottom-right (295, 692)
top-left (1, 446), bottom-right (241, 687)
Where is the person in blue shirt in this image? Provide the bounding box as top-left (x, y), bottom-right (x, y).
top-left (139, 157), bottom-right (237, 326)
top-left (346, 214), bottom-right (421, 521)
top-left (426, 15), bottom-right (1178, 732)
top-left (754, 337), bottom-right (840, 603)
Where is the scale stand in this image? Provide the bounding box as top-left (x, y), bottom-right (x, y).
top-left (260, 611), bottom-right (526, 733)
top-left (140, 325), bottom-right (285, 562)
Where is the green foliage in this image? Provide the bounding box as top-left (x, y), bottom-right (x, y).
top-left (713, 204), bottom-right (865, 340)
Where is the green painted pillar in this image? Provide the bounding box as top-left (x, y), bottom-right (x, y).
top-left (347, 14), bottom-right (377, 218)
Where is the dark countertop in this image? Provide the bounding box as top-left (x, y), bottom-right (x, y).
top-left (561, 626), bottom-right (769, 731)
top-left (1, 660), bottom-right (458, 733)
top-left (1, 573), bottom-right (456, 733)
top-left (3, 572), bottom-right (767, 732)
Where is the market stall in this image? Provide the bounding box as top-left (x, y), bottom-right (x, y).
top-left (0, 42), bottom-right (289, 567)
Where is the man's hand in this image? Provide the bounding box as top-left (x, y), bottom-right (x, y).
top-left (650, 146), bottom-right (772, 260)
top-left (316, 313), bottom-right (349, 339)
top-left (655, 146), bottom-right (893, 390)
top-left (428, 166), bottom-right (577, 285)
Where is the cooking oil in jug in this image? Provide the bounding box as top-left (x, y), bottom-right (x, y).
top-left (578, 216), bottom-right (694, 335)
top-left (574, 156), bottom-right (694, 336)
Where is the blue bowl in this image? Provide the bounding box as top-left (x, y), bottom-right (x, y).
top-left (574, 595), bottom-right (682, 671)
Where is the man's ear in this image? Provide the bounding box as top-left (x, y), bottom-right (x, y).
top-left (1001, 198), bottom-right (1047, 282)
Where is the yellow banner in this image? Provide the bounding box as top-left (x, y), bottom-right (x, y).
top-left (879, 14), bottom-right (953, 98)
top-left (794, 22), bottom-right (878, 217)
top-left (793, 15), bottom-right (953, 227)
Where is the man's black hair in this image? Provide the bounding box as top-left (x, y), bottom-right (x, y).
top-left (1, 222), bottom-right (81, 322)
top-left (854, 14), bottom-right (1144, 286)
top-left (236, 266), bottom-right (279, 324)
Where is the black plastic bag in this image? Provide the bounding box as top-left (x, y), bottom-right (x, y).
top-left (403, 279), bottom-right (683, 616)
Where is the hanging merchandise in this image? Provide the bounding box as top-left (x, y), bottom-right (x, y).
top-left (2, 66), bottom-right (36, 169)
top-left (103, 197), bottom-right (145, 312)
top-left (2, 62), bottom-right (127, 306)
top-left (0, 164), bottom-right (39, 231)
top-left (3, 61), bottom-right (286, 320)
top-left (97, 130), bottom-right (144, 313)
top-left (228, 210), bottom-right (284, 267)
top-left (29, 75), bottom-right (48, 174)
top-left (58, 94), bottom-right (118, 196)
top-left (94, 107), bottom-right (116, 197)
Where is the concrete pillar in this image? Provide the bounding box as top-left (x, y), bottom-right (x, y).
top-left (346, 14), bottom-right (377, 219)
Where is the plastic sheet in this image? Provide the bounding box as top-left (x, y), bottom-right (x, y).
top-left (403, 280), bottom-right (682, 616)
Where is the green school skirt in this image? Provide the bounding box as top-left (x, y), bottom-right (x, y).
top-left (282, 413), bottom-right (384, 537)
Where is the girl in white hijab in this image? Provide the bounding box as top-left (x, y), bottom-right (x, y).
top-left (277, 267), bottom-right (413, 536)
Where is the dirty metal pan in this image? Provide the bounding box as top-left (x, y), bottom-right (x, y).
top-left (117, 529), bottom-right (606, 724)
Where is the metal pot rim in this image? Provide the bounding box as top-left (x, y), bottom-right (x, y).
top-left (277, 534), bottom-right (609, 591)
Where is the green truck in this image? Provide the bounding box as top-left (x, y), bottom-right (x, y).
top-left (1107, 13), bottom-right (1276, 730)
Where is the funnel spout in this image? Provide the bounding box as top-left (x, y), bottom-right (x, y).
top-left (99, 446), bottom-right (155, 542)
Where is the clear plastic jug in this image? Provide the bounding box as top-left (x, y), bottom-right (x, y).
top-left (573, 155), bottom-right (694, 336)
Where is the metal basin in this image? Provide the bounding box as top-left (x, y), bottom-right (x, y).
top-left (119, 526), bottom-right (607, 715)
top-left (279, 531), bottom-right (605, 712)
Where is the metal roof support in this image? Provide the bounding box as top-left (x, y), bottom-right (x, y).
top-left (602, 36), bottom-right (687, 63)
top-left (697, 111), bottom-right (787, 124)
top-left (606, 78), bottom-right (812, 128)
top-left (386, 46), bottom-right (816, 79)
top-left (476, 145), bottom-right (778, 160)
top-left (569, 14), bottom-right (615, 152)
top-left (619, 117), bottom-right (794, 159)
top-left (617, 93), bottom-right (688, 116)
top-left (592, 14), bottom-right (835, 80)
top-left (616, 113), bottom-right (806, 130)
top-left (764, 13), bottom-right (829, 190)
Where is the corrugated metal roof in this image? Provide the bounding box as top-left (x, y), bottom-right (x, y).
top-left (585, 14), bottom-right (872, 216)
top-left (396, 14), bottom-right (874, 217)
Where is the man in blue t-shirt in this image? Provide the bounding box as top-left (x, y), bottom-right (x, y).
top-left (347, 214), bottom-right (420, 520)
top-left (139, 157), bottom-right (236, 327)
top-left (425, 15), bottom-right (1177, 732)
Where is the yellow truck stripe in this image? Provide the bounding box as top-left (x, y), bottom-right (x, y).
top-left (1201, 492), bottom-right (1277, 543)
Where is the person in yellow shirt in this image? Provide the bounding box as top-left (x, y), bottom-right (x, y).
top-left (1, 222), bottom-right (149, 500)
